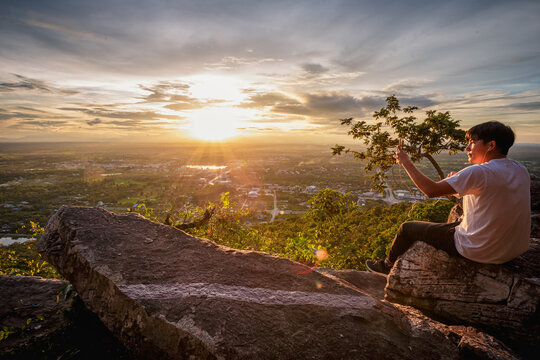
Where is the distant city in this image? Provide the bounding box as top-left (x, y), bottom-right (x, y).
top-left (1, 142), bottom-right (538, 238)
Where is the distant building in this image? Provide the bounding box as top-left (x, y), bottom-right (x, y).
top-left (361, 191), bottom-right (376, 198)
top-left (394, 190), bottom-right (411, 198)
top-left (248, 188), bottom-right (260, 198)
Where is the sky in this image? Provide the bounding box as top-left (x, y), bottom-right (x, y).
top-left (1, 0), bottom-right (539, 144)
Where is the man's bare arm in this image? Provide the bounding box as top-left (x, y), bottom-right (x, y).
top-left (394, 142), bottom-right (457, 198)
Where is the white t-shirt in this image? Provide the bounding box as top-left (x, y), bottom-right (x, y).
top-left (445, 158), bottom-right (530, 264)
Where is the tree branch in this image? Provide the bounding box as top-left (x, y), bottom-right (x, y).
top-left (174, 209), bottom-right (214, 230)
top-left (424, 153), bottom-right (445, 180)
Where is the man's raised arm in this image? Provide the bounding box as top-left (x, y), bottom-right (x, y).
top-left (394, 141), bottom-right (457, 198)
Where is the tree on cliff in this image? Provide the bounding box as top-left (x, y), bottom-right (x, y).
top-left (332, 95), bottom-right (466, 192)
top-left (306, 188), bottom-right (358, 221)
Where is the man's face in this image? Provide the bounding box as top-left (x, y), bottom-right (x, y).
top-left (465, 138), bottom-right (491, 164)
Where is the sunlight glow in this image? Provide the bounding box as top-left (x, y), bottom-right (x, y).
top-left (188, 107), bottom-right (246, 141)
top-left (187, 74), bottom-right (246, 102)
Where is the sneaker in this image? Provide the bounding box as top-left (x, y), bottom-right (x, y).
top-left (366, 259), bottom-right (391, 275)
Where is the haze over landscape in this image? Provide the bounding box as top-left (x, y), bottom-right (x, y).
top-left (1, 0), bottom-right (539, 144)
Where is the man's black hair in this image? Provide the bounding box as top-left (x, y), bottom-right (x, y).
top-left (466, 121), bottom-right (515, 155)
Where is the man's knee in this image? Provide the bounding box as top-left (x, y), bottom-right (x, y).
top-left (398, 221), bottom-right (415, 236)
top-left (397, 221), bottom-right (427, 243)
top-left (388, 221), bottom-right (420, 263)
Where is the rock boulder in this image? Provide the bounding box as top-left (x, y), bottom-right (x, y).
top-left (385, 240), bottom-right (540, 357)
top-left (38, 206), bottom-right (518, 359)
top-left (531, 174), bottom-right (540, 213)
top-left (0, 275), bottom-right (70, 355)
top-left (0, 275), bottom-right (131, 359)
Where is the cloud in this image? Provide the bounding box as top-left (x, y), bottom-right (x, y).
top-left (15, 106), bottom-right (47, 113)
top-left (204, 56), bottom-right (283, 70)
top-left (383, 79), bottom-right (434, 94)
top-left (508, 101), bottom-right (540, 111)
top-left (0, 110), bottom-right (35, 121)
top-left (299, 92), bottom-right (379, 115)
top-left (240, 92), bottom-right (301, 109)
top-left (238, 126), bottom-right (275, 131)
top-left (1, 1), bottom-right (538, 141)
top-left (239, 90), bottom-right (441, 129)
top-left (163, 94), bottom-right (225, 111)
top-left (259, 68), bottom-right (366, 90)
top-left (60, 105), bottom-right (179, 121)
top-left (441, 90), bottom-right (540, 112)
top-left (241, 91), bottom-right (383, 118)
top-left (138, 81), bottom-right (224, 110)
top-left (394, 96), bottom-right (437, 109)
top-left (22, 18), bottom-right (97, 41)
top-left (0, 74), bottom-right (51, 92)
top-left (164, 100), bottom-right (224, 111)
top-left (17, 120), bottom-right (68, 127)
top-left (138, 81), bottom-right (191, 103)
top-left (86, 118), bottom-right (101, 126)
top-left (0, 74), bottom-right (79, 95)
top-left (105, 119), bottom-right (141, 128)
top-left (301, 63), bottom-right (329, 75)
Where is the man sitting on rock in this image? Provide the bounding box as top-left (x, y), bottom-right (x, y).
top-left (366, 121), bottom-right (531, 275)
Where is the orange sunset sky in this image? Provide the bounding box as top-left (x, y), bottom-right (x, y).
top-left (1, 0), bottom-right (539, 144)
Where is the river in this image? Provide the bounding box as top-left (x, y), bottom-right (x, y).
top-left (0, 237), bottom-right (35, 246)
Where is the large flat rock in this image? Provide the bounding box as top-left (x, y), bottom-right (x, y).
top-left (38, 206), bottom-right (518, 359)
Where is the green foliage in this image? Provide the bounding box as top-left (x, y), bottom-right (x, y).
top-left (128, 203), bottom-right (158, 221)
top-left (0, 240), bottom-right (61, 278)
top-left (332, 95), bottom-right (466, 192)
top-left (18, 221), bottom-right (45, 237)
top-left (0, 326), bottom-right (16, 342)
top-left (3, 191), bottom-right (454, 281)
top-left (254, 198), bottom-right (453, 270)
top-left (307, 188), bottom-right (358, 221)
top-left (183, 192), bottom-right (268, 251)
top-left (407, 200), bottom-right (455, 223)
top-left (0, 315), bottom-right (46, 343)
top-left (139, 189), bottom-right (454, 272)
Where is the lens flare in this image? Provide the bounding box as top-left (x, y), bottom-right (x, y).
top-left (315, 249), bottom-right (329, 261)
top-left (293, 264), bottom-right (317, 275)
top-left (291, 248), bottom-right (329, 275)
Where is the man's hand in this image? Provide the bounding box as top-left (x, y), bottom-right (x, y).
top-left (446, 171), bottom-right (457, 178)
top-left (393, 139), bottom-right (457, 198)
top-left (394, 139), bottom-right (411, 166)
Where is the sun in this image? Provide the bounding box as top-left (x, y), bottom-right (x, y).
top-left (188, 107), bottom-right (243, 141)
top-left (178, 74), bottom-right (265, 141)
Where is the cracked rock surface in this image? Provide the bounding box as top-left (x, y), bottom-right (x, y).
top-left (38, 206), bottom-right (518, 359)
top-left (386, 240), bottom-right (540, 358)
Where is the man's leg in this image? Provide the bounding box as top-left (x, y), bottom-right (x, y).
top-left (367, 220), bottom-right (461, 275)
top-left (387, 220), bottom-right (461, 263)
